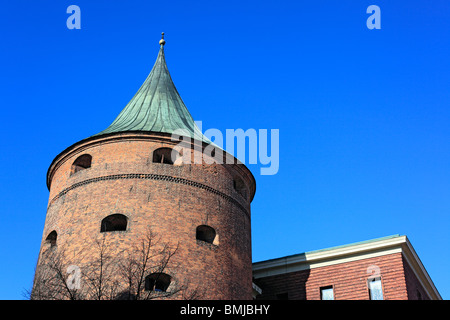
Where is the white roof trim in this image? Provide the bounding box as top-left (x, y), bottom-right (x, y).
top-left (401, 238), bottom-right (442, 300)
top-left (252, 282), bottom-right (262, 298)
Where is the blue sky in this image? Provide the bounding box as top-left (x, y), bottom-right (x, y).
top-left (0, 1), bottom-right (449, 299)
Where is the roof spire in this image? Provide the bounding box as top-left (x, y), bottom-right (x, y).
top-left (159, 32), bottom-right (166, 47)
top-left (92, 31), bottom-right (210, 143)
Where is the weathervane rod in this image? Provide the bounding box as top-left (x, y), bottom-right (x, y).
top-left (159, 32), bottom-right (166, 47)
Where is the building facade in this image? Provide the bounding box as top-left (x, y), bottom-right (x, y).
top-left (252, 235), bottom-right (441, 300)
top-left (32, 35), bottom-right (440, 301)
top-left (33, 34), bottom-right (256, 300)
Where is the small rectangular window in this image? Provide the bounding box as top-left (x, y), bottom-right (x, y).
top-left (320, 286), bottom-right (334, 300)
top-left (368, 277), bottom-right (383, 300)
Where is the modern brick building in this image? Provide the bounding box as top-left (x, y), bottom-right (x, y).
top-left (252, 235), bottom-right (441, 300)
top-left (33, 34), bottom-right (441, 300)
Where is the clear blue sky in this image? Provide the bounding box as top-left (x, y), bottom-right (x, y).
top-left (0, 0), bottom-right (449, 299)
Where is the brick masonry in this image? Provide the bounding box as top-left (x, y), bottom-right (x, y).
top-left (254, 252), bottom-right (431, 300)
top-left (36, 132), bottom-right (256, 300)
top-left (403, 255), bottom-right (431, 300)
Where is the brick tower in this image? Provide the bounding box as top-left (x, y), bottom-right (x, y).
top-left (33, 34), bottom-right (256, 300)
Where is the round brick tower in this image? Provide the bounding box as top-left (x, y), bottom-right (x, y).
top-left (33, 34), bottom-right (256, 300)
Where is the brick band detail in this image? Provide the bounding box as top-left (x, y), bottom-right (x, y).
top-left (48, 173), bottom-right (250, 217)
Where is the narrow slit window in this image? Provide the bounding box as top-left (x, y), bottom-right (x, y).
top-left (368, 277), bottom-right (383, 300)
top-left (417, 290), bottom-right (422, 300)
top-left (45, 230), bottom-right (57, 247)
top-left (233, 176), bottom-right (247, 199)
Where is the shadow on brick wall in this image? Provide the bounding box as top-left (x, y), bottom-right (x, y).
top-left (253, 256), bottom-right (311, 300)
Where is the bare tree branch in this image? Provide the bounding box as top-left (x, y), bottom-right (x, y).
top-left (30, 228), bottom-right (205, 300)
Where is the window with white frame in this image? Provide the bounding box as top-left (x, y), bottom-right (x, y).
top-left (320, 286), bottom-right (334, 300)
top-left (368, 277), bottom-right (383, 300)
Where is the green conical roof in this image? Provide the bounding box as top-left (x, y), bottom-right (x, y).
top-left (94, 35), bottom-right (207, 143)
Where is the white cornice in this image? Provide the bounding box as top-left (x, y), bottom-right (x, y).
top-left (401, 238), bottom-right (442, 300)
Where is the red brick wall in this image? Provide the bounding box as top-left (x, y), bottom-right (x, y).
top-left (402, 256), bottom-right (430, 300)
top-left (255, 253), bottom-right (411, 300)
top-left (36, 133), bottom-right (255, 300)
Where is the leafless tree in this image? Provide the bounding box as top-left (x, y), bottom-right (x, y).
top-left (29, 228), bottom-right (204, 300)
top-left (28, 247), bottom-right (82, 300)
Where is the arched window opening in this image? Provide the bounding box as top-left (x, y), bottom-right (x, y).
top-left (100, 214), bottom-right (127, 232)
top-left (145, 273), bottom-right (171, 292)
top-left (45, 230), bottom-right (57, 247)
top-left (152, 148), bottom-right (180, 165)
top-left (71, 154), bottom-right (92, 175)
top-left (196, 225), bottom-right (217, 245)
top-left (233, 176), bottom-right (247, 199)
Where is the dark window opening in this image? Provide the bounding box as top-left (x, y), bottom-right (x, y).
top-left (45, 230), bottom-right (57, 247)
top-left (276, 293), bottom-right (289, 300)
top-left (71, 154), bottom-right (92, 175)
top-left (145, 273), bottom-right (171, 292)
top-left (100, 214), bottom-right (127, 232)
top-left (233, 176), bottom-right (247, 199)
top-left (196, 225), bottom-right (217, 244)
top-left (152, 148), bottom-right (179, 165)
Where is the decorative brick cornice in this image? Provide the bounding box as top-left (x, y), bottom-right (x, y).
top-left (48, 173), bottom-right (250, 218)
top-left (46, 132), bottom-right (256, 202)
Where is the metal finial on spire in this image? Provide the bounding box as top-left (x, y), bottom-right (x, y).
top-left (159, 32), bottom-right (166, 46)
